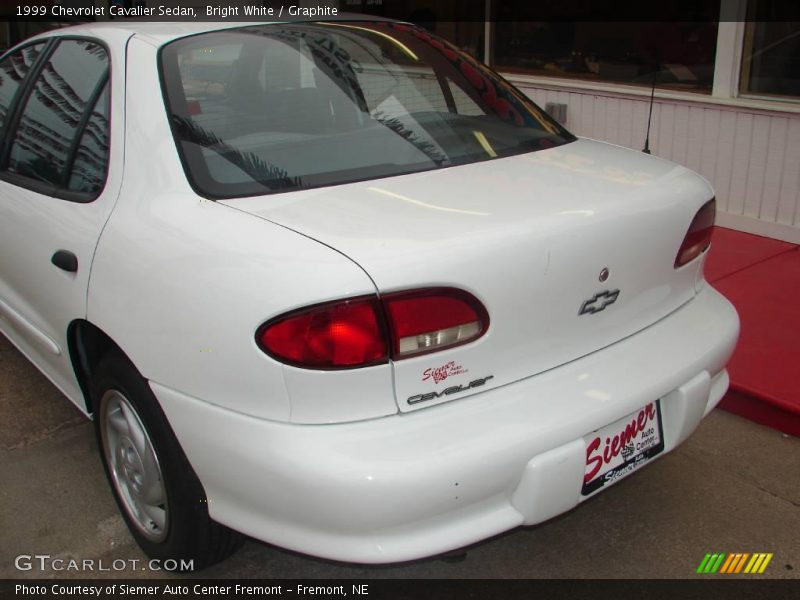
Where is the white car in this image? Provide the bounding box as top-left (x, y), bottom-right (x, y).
top-left (0, 19), bottom-right (738, 569)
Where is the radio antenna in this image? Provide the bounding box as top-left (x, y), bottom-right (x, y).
top-left (642, 65), bottom-right (657, 154)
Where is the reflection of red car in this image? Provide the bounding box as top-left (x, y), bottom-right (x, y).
top-left (0, 19), bottom-right (737, 570)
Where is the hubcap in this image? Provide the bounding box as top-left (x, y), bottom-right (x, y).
top-left (100, 390), bottom-right (168, 542)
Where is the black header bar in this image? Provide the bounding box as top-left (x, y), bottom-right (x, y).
top-left (2, 0), bottom-right (800, 23)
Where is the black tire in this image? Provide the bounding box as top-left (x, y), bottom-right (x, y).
top-left (91, 354), bottom-right (242, 571)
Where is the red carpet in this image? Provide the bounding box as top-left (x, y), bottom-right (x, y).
top-left (704, 227), bottom-right (795, 283)
top-left (706, 227), bottom-right (800, 436)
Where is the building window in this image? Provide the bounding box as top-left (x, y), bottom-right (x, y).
top-left (491, 1), bottom-right (719, 92)
top-left (740, 1), bottom-right (800, 100)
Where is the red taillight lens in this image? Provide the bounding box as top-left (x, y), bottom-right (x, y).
top-left (383, 288), bottom-right (489, 359)
top-left (257, 297), bottom-right (388, 368)
top-left (675, 198), bottom-right (716, 268)
top-left (257, 288), bottom-right (489, 368)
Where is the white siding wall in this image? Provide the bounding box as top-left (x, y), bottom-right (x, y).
top-left (513, 82), bottom-right (800, 243)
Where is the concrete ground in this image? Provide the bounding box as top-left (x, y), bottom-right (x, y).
top-left (1, 333), bottom-right (798, 580)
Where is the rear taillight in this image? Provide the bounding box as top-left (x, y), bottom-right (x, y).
top-left (256, 288), bottom-right (489, 369)
top-left (257, 297), bottom-right (387, 369)
top-left (383, 288), bottom-right (489, 358)
top-left (675, 198), bottom-right (715, 268)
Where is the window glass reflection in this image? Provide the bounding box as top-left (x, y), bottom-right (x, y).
top-left (68, 82), bottom-right (110, 194)
top-left (8, 40), bottom-right (109, 189)
top-left (0, 43), bottom-right (45, 135)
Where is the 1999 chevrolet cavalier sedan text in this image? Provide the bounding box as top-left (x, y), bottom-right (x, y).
top-left (0, 18), bottom-right (738, 569)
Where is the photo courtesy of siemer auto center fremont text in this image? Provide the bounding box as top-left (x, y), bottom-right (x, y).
top-left (0, 0), bottom-right (798, 597)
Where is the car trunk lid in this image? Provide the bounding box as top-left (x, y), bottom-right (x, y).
top-left (221, 138), bottom-right (713, 412)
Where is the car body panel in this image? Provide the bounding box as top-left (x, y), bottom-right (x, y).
top-left (86, 37), bottom-right (396, 422)
top-left (222, 140), bottom-right (714, 415)
top-left (0, 28), bottom-right (131, 413)
top-left (154, 284), bottom-right (738, 563)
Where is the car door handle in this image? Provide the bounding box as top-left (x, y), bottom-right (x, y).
top-left (51, 250), bottom-right (78, 273)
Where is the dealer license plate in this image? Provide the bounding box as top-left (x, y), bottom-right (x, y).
top-left (581, 400), bottom-right (665, 496)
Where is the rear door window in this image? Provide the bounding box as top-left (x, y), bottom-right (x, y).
top-left (0, 43), bottom-right (46, 137)
top-left (5, 39), bottom-right (110, 197)
top-left (66, 81), bottom-right (110, 194)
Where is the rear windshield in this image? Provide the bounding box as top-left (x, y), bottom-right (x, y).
top-left (160, 21), bottom-right (576, 199)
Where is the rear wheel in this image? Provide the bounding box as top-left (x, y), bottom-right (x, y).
top-left (92, 355), bottom-right (242, 570)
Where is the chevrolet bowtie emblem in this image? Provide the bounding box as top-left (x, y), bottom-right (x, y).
top-left (579, 289), bottom-right (620, 315)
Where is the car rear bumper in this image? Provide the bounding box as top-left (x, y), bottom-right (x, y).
top-left (153, 284), bottom-right (738, 563)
